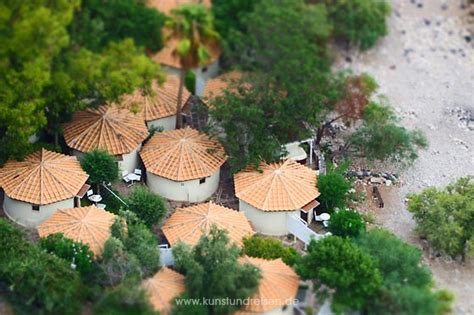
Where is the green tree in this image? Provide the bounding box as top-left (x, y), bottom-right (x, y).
top-left (0, 219), bottom-right (82, 314)
top-left (296, 236), bottom-right (382, 314)
top-left (317, 163), bottom-right (352, 212)
top-left (39, 233), bottom-right (94, 277)
top-left (356, 229), bottom-right (453, 314)
top-left (328, 209), bottom-right (366, 238)
top-left (69, 0), bottom-right (166, 52)
top-left (345, 101), bottom-right (428, 164)
top-left (0, 0), bottom-right (78, 164)
top-left (125, 186), bottom-right (168, 228)
top-left (123, 223), bottom-right (161, 277)
top-left (408, 177), bottom-right (474, 260)
top-left (320, 0), bottom-right (391, 50)
top-left (166, 3), bottom-right (220, 128)
top-left (80, 149), bottom-right (119, 191)
top-left (173, 227), bottom-right (261, 315)
top-left (242, 234), bottom-right (300, 266)
top-left (94, 278), bottom-right (159, 315)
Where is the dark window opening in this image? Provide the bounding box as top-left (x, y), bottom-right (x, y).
top-left (32, 205), bottom-right (40, 211)
top-left (202, 66), bottom-right (208, 73)
top-left (199, 177), bottom-right (206, 184)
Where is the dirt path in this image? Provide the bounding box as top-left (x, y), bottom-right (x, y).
top-left (336, 0), bottom-right (474, 313)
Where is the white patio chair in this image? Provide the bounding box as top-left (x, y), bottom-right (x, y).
top-left (97, 203), bottom-right (106, 209)
top-left (134, 169), bottom-right (142, 175)
top-left (122, 170), bottom-right (129, 178)
top-left (323, 220), bottom-right (329, 228)
top-left (314, 215), bottom-right (323, 222)
top-left (87, 190), bottom-right (93, 197)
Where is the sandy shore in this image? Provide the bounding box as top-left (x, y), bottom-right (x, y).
top-left (336, 0), bottom-right (474, 313)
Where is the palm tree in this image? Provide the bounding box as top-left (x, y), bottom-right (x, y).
top-left (166, 4), bottom-right (219, 129)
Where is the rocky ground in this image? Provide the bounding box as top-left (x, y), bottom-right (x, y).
top-left (336, 0), bottom-right (474, 313)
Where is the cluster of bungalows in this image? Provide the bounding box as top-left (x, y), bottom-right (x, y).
top-left (0, 1), bottom-right (318, 314)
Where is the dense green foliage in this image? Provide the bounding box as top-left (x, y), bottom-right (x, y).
top-left (242, 235), bottom-right (300, 266)
top-left (80, 149), bottom-right (119, 188)
top-left (0, 0), bottom-right (77, 163)
top-left (0, 219), bottom-right (82, 314)
top-left (125, 185), bottom-right (168, 228)
top-left (69, 0), bottom-right (166, 52)
top-left (408, 177), bottom-right (474, 259)
top-left (0, 1), bottom-right (162, 164)
top-left (317, 164), bottom-right (352, 212)
top-left (39, 233), bottom-right (94, 277)
top-left (321, 0), bottom-right (391, 50)
top-left (347, 102), bottom-right (428, 164)
top-left (357, 229), bottom-right (453, 315)
top-left (328, 209), bottom-right (366, 238)
top-left (296, 236), bottom-right (382, 314)
top-left (94, 278), bottom-right (159, 315)
top-left (173, 227), bottom-right (260, 314)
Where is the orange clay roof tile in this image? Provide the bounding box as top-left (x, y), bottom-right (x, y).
top-left (140, 127), bottom-right (226, 181)
top-left (0, 149), bottom-right (89, 205)
top-left (63, 105), bottom-right (148, 155)
top-left (162, 201), bottom-right (254, 246)
top-left (234, 159), bottom-right (320, 212)
top-left (202, 71), bottom-right (244, 102)
top-left (37, 206), bottom-right (116, 256)
top-left (119, 76), bottom-right (191, 122)
top-left (141, 267), bottom-right (186, 315)
top-left (236, 257), bottom-right (300, 314)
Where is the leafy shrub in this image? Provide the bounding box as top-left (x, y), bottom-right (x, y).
top-left (0, 219), bottom-right (82, 314)
top-left (125, 185), bottom-right (167, 228)
top-left (80, 149), bottom-right (119, 189)
top-left (328, 209), bottom-right (366, 238)
top-left (123, 223), bottom-right (161, 277)
top-left (321, 0), bottom-right (391, 50)
top-left (408, 176), bottom-right (474, 260)
top-left (94, 278), bottom-right (159, 315)
top-left (317, 164), bottom-right (352, 212)
top-left (39, 233), bottom-right (94, 277)
top-left (242, 235), bottom-right (300, 266)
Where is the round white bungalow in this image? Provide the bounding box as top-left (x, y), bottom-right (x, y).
top-left (236, 256), bottom-right (300, 315)
top-left (140, 127), bottom-right (227, 202)
top-left (0, 149), bottom-right (89, 228)
top-left (148, 0), bottom-right (220, 96)
top-left (120, 75), bottom-right (191, 131)
top-left (162, 201), bottom-right (254, 247)
top-left (63, 105), bottom-right (148, 173)
top-left (234, 159), bottom-right (320, 236)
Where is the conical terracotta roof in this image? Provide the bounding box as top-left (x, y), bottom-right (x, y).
top-left (234, 159), bottom-right (319, 211)
top-left (63, 105), bottom-right (148, 155)
top-left (236, 257), bottom-right (300, 314)
top-left (141, 267), bottom-right (185, 315)
top-left (203, 71), bottom-right (243, 101)
top-left (140, 127), bottom-right (226, 181)
top-left (120, 76), bottom-right (191, 122)
top-left (148, 0), bottom-right (212, 15)
top-left (162, 202), bottom-right (254, 246)
top-left (37, 206), bottom-right (116, 256)
top-left (0, 149), bottom-right (89, 205)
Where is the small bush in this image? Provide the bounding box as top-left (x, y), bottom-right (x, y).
top-left (80, 149), bottom-right (119, 189)
top-left (328, 209), bottom-right (366, 238)
top-left (39, 233), bottom-right (95, 277)
top-left (317, 164), bottom-right (352, 212)
top-left (125, 186), bottom-right (167, 228)
top-left (242, 234), bottom-right (300, 266)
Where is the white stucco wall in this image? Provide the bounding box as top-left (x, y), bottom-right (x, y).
top-left (239, 200), bottom-right (299, 236)
top-left (162, 60), bottom-right (220, 97)
top-left (147, 115), bottom-right (176, 131)
top-left (146, 169), bottom-right (220, 202)
top-left (73, 145), bottom-right (141, 174)
top-left (3, 194), bottom-right (74, 228)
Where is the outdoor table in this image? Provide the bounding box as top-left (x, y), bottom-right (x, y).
top-left (127, 173), bottom-right (141, 185)
top-left (320, 213), bottom-right (330, 221)
top-left (89, 194), bottom-right (102, 204)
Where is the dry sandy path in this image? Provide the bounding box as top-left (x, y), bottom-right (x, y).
top-left (337, 0), bottom-right (474, 313)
